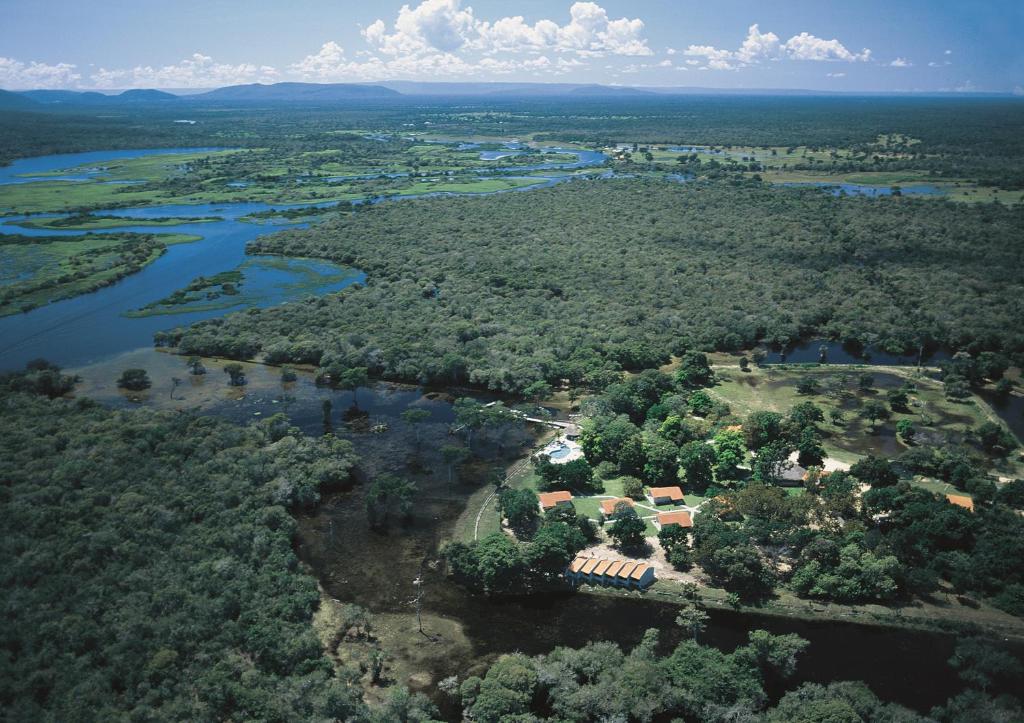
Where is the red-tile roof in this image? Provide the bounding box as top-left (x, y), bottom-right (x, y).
top-left (649, 486), bottom-right (684, 502)
top-left (946, 494), bottom-right (975, 512)
top-left (630, 563), bottom-right (650, 580)
top-left (601, 497), bottom-right (635, 515)
top-left (538, 490), bottom-right (573, 509)
top-left (657, 511), bottom-right (693, 528)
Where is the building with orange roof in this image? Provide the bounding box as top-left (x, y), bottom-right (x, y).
top-left (646, 486), bottom-right (685, 505)
top-left (600, 497), bottom-right (635, 518)
top-left (946, 494), bottom-right (975, 512)
top-left (654, 510), bottom-right (693, 530)
top-left (538, 490), bottom-right (573, 512)
top-left (566, 555), bottom-right (656, 589)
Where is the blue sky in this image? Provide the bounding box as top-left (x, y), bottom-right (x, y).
top-left (1, 0), bottom-right (1021, 92)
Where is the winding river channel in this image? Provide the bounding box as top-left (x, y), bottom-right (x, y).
top-left (0, 144), bottom-right (607, 370)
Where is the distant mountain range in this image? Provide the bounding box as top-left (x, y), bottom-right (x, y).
top-left (1, 81), bottom-right (1019, 110)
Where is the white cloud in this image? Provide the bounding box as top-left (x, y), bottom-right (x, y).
top-left (827, 72), bottom-right (846, 78)
top-left (889, 57), bottom-right (911, 67)
top-left (362, 1), bottom-right (651, 58)
top-left (1013, 85), bottom-right (1024, 96)
top-left (666, 47), bottom-right (677, 56)
top-left (0, 56), bottom-right (80, 89)
top-left (736, 24), bottom-right (781, 63)
top-left (683, 24), bottom-right (870, 70)
top-left (783, 32), bottom-right (870, 62)
top-left (657, 59), bottom-right (672, 67)
top-left (292, 42), bottom-right (346, 78)
top-left (944, 49), bottom-right (952, 55)
top-left (91, 53), bottom-right (279, 88)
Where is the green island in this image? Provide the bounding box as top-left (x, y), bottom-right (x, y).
top-left (14, 213), bottom-right (221, 230)
top-left (2, 83), bottom-right (1024, 723)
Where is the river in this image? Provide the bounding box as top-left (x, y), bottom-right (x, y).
top-left (0, 144), bottom-right (609, 371)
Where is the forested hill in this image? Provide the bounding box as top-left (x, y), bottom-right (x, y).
top-left (0, 389), bottom-right (364, 720)
top-left (171, 178), bottom-right (1024, 393)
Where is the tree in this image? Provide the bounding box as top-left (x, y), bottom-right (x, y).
top-left (850, 456), bottom-right (898, 487)
top-left (687, 389), bottom-right (714, 416)
top-left (365, 475), bottom-right (417, 529)
top-left (607, 508), bottom-right (647, 549)
top-left (621, 475), bottom-right (644, 499)
top-left (949, 638), bottom-right (1024, 692)
top-left (789, 401), bottom-right (824, 430)
top-left (712, 428), bottom-right (747, 481)
top-left (859, 399), bottom-right (889, 428)
top-left (678, 440), bottom-right (716, 493)
top-left (675, 351), bottom-right (714, 389)
top-left (500, 488), bottom-right (539, 535)
top-left (474, 534), bottom-right (525, 594)
top-left (796, 427), bottom-right (825, 468)
top-left (975, 422), bottom-right (1017, 456)
top-left (745, 411), bottom-right (783, 450)
top-left (441, 444), bottom-right (468, 487)
top-left (887, 388), bottom-right (910, 412)
top-left (223, 363), bottom-right (246, 386)
top-left (736, 630), bottom-right (809, 679)
top-left (117, 368), bottom-right (151, 391)
top-left (739, 356), bottom-right (750, 372)
top-left (675, 603), bottom-right (709, 640)
top-left (642, 433), bottom-right (679, 486)
top-left (523, 380), bottom-right (552, 402)
top-left (338, 367), bottom-right (369, 409)
top-left (658, 523), bottom-right (689, 553)
top-left (858, 374), bottom-right (874, 391)
top-left (701, 544), bottom-right (774, 600)
top-left (186, 356), bottom-right (206, 375)
top-left (752, 440), bottom-right (792, 485)
top-left (401, 407), bottom-right (431, 449)
top-left (896, 419), bottom-right (916, 444)
top-left (280, 365), bottom-right (297, 382)
top-left (796, 377), bottom-right (819, 395)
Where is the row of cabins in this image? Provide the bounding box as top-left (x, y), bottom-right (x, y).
top-left (567, 555), bottom-right (656, 589)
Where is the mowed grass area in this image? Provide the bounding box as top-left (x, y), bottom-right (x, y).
top-left (0, 232), bottom-right (200, 315)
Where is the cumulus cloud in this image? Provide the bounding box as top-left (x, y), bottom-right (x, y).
top-left (362, 0), bottom-right (651, 58)
top-left (0, 56), bottom-right (80, 89)
top-left (91, 53), bottom-right (279, 88)
top-left (889, 57), bottom-right (911, 67)
top-left (683, 24), bottom-right (870, 70)
top-left (784, 32), bottom-right (870, 62)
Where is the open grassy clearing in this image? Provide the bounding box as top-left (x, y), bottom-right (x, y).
top-left (708, 360), bottom-right (1023, 480)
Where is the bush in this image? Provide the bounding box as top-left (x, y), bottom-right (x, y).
top-left (116, 368), bottom-right (151, 391)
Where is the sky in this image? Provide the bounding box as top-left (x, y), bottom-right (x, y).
top-left (1, 0), bottom-right (1022, 93)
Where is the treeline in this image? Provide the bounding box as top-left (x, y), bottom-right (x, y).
top-left (456, 627), bottom-right (1022, 722)
top-left (0, 371), bottom-right (413, 721)
top-left (167, 177), bottom-right (1024, 393)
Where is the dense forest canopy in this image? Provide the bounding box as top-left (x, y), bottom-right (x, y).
top-left (170, 177), bottom-right (1024, 392)
top-left (0, 384), bottom-right (369, 721)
